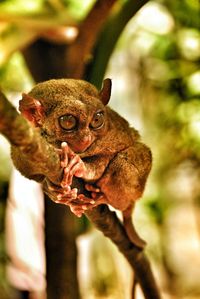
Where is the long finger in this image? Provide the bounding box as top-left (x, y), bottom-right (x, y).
top-left (60, 142), bottom-right (69, 168)
top-left (56, 188), bottom-right (78, 201)
top-left (77, 194), bottom-right (95, 204)
top-left (85, 184), bottom-right (101, 193)
top-left (70, 162), bottom-right (86, 178)
top-left (61, 167), bottom-right (71, 187)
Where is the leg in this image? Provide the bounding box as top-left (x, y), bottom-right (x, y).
top-left (43, 180), bottom-right (99, 217)
top-left (62, 183), bottom-right (107, 217)
top-left (43, 178), bottom-right (78, 204)
top-left (74, 184), bottom-right (107, 211)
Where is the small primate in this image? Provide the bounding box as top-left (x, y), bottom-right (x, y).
top-left (12, 78), bottom-right (152, 248)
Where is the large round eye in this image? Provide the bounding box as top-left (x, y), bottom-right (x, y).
top-left (90, 111), bottom-right (104, 129)
top-left (59, 114), bottom-right (77, 131)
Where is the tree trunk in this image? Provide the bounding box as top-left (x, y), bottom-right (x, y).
top-left (45, 197), bottom-right (81, 299)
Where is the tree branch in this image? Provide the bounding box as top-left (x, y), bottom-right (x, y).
top-left (0, 90), bottom-right (62, 184)
top-left (86, 205), bottom-right (162, 299)
top-left (65, 0), bottom-right (117, 78)
top-left (0, 90), bottom-right (36, 147)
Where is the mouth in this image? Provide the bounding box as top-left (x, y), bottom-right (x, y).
top-left (70, 141), bottom-right (92, 153)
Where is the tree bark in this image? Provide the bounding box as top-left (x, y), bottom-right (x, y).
top-left (23, 0), bottom-right (118, 81)
top-left (0, 91), bottom-right (62, 183)
top-left (65, 0), bottom-right (118, 78)
top-left (45, 198), bottom-right (81, 299)
top-left (86, 205), bottom-right (161, 299)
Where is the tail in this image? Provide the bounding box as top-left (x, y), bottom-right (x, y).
top-left (123, 205), bottom-right (146, 249)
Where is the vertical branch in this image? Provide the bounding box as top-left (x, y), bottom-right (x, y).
top-left (45, 198), bottom-right (81, 299)
top-left (22, 0), bottom-right (118, 81)
top-left (65, 0), bottom-right (117, 78)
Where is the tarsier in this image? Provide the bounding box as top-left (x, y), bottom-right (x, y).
top-left (12, 78), bottom-right (152, 248)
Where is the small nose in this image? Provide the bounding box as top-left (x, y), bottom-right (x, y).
top-left (75, 132), bottom-right (93, 153)
top-left (79, 134), bottom-right (92, 150)
top-left (82, 134), bottom-right (92, 144)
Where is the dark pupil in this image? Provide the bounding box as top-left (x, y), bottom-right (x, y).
top-left (59, 115), bottom-right (76, 130)
top-left (91, 112), bottom-right (104, 128)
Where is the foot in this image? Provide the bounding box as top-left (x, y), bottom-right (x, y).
top-left (43, 177), bottom-right (78, 204)
top-left (70, 184), bottom-right (107, 216)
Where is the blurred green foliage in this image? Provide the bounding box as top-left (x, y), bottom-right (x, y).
top-left (0, 52), bottom-right (33, 91)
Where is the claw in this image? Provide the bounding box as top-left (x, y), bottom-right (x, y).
top-left (82, 205), bottom-right (88, 210)
top-left (61, 141), bottom-right (67, 148)
top-left (85, 184), bottom-right (100, 193)
top-left (59, 142), bottom-right (69, 168)
top-left (70, 205), bottom-right (84, 217)
top-left (78, 194), bottom-right (95, 204)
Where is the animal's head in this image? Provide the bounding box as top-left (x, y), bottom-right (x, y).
top-left (19, 78), bottom-right (112, 153)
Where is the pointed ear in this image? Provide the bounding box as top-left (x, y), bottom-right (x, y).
top-left (19, 93), bottom-right (45, 127)
top-left (99, 78), bottom-right (112, 105)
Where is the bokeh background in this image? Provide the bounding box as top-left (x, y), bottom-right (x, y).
top-left (0, 0), bottom-right (199, 298)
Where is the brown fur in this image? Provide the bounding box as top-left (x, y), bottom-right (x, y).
top-left (12, 79), bottom-right (152, 248)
